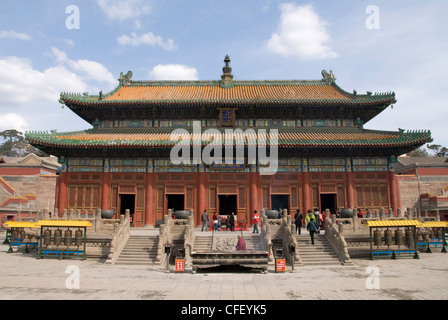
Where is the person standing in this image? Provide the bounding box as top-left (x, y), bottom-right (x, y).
top-left (294, 209), bottom-right (303, 235)
top-left (252, 210), bottom-right (260, 234)
top-left (226, 214), bottom-right (231, 231)
top-left (230, 212), bottom-right (235, 231)
top-left (314, 208), bottom-right (321, 234)
top-left (201, 210), bottom-right (209, 232)
top-left (212, 211), bottom-right (219, 231)
top-left (305, 210), bottom-right (315, 225)
top-left (307, 219), bottom-right (319, 245)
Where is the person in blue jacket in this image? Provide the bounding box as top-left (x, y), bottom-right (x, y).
top-left (307, 219), bottom-right (319, 245)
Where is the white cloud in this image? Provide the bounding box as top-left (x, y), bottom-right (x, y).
top-left (50, 47), bottom-right (116, 86)
top-left (0, 113), bottom-right (29, 133)
top-left (117, 32), bottom-right (177, 51)
top-left (96, 0), bottom-right (151, 21)
top-left (0, 30), bottom-right (32, 41)
top-left (0, 56), bottom-right (88, 106)
top-left (61, 38), bottom-right (75, 46)
top-left (149, 64), bottom-right (199, 81)
top-left (266, 3), bottom-right (337, 60)
top-left (0, 53), bottom-right (115, 133)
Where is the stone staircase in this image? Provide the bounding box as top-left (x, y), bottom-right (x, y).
top-left (193, 235), bottom-right (213, 252)
top-left (296, 232), bottom-right (342, 266)
top-left (243, 234), bottom-right (264, 251)
top-left (115, 235), bottom-right (159, 265)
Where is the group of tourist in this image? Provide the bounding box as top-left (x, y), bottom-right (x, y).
top-left (201, 208), bottom-right (329, 246)
top-left (201, 210), bottom-right (237, 232)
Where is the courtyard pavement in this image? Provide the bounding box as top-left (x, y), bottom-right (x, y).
top-left (0, 229), bottom-right (447, 304)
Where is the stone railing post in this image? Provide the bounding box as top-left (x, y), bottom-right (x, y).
top-left (105, 212), bottom-right (130, 265)
top-left (260, 208), bottom-right (273, 262)
top-left (156, 210), bottom-right (174, 266)
top-left (324, 214), bottom-right (353, 266)
top-left (94, 208), bottom-right (101, 232)
top-left (183, 209), bottom-right (195, 267)
top-left (352, 208), bottom-right (358, 232)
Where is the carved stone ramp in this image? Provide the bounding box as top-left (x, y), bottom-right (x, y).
top-left (192, 231), bottom-right (268, 272)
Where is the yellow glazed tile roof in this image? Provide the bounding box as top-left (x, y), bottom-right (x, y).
top-left (35, 220), bottom-right (93, 227)
top-left (25, 128), bottom-right (432, 151)
top-left (3, 221), bottom-right (40, 228)
top-left (104, 84), bottom-right (350, 102)
top-left (419, 221), bottom-right (448, 228)
top-left (364, 220), bottom-right (422, 227)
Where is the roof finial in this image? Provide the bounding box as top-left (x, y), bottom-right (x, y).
top-left (221, 54), bottom-right (233, 88)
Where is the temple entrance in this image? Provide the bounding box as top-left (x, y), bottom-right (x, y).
top-left (320, 193), bottom-right (337, 216)
top-left (218, 194), bottom-right (237, 215)
top-left (119, 194), bottom-right (135, 215)
top-left (166, 194), bottom-right (185, 212)
top-left (119, 194), bottom-right (135, 224)
top-left (271, 195), bottom-right (290, 213)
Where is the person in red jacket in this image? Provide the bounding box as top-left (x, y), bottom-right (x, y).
top-left (252, 210), bottom-right (260, 234)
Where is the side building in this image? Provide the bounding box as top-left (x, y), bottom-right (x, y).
top-left (26, 56), bottom-right (432, 227)
top-left (395, 156), bottom-right (448, 219)
top-left (0, 153), bottom-right (60, 222)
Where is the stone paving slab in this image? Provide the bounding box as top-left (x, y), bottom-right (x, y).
top-left (0, 241), bottom-right (447, 301)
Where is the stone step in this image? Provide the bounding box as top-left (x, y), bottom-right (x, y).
top-left (115, 235), bottom-right (159, 265)
top-left (296, 234), bottom-right (342, 266)
top-left (115, 258), bottom-right (155, 265)
top-left (121, 249), bottom-right (158, 254)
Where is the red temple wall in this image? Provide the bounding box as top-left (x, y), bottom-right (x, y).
top-left (55, 171), bottom-right (399, 227)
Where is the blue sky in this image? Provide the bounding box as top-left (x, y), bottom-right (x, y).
top-left (0, 0), bottom-right (447, 150)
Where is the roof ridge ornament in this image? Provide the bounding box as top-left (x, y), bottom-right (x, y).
top-left (220, 55), bottom-right (234, 88)
top-left (119, 71), bottom-right (133, 86)
top-left (321, 69), bottom-right (336, 84)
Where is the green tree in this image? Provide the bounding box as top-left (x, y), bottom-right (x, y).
top-left (427, 144), bottom-right (448, 157)
top-left (407, 146), bottom-right (429, 157)
top-left (0, 129), bottom-right (25, 156)
top-left (0, 129), bottom-right (48, 157)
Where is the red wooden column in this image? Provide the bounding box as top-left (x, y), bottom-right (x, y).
top-left (302, 172), bottom-right (311, 213)
top-left (249, 171), bottom-right (259, 222)
top-left (197, 171), bottom-right (206, 225)
top-left (145, 173), bottom-right (155, 226)
top-left (101, 172), bottom-right (111, 211)
top-left (57, 171), bottom-right (69, 214)
top-left (388, 171), bottom-right (398, 216)
top-left (394, 172), bottom-right (402, 211)
top-left (346, 172), bottom-right (355, 209)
